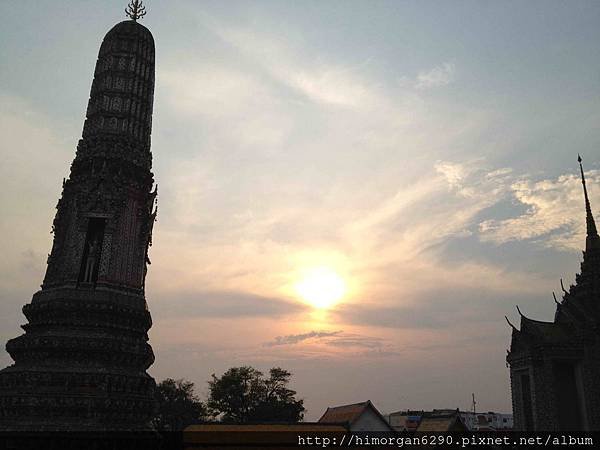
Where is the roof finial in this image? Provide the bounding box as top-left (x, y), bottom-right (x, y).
top-left (578, 154), bottom-right (599, 250)
top-left (126, 0), bottom-right (147, 21)
top-left (505, 316), bottom-right (518, 331)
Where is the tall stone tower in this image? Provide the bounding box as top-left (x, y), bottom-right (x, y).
top-left (0, 1), bottom-right (157, 431)
top-left (507, 156), bottom-right (600, 431)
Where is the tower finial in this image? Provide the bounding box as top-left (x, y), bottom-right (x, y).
top-left (578, 154), bottom-right (599, 250)
top-left (125, 0), bottom-right (147, 21)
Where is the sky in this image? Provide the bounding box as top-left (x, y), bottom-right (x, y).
top-left (1, 0), bottom-right (600, 419)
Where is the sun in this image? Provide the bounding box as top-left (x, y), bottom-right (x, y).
top-left (294, 266), bottom-right (347, 309)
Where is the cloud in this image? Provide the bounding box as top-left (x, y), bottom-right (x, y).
top-left (415, 62), bottom-right (456, 89)
top-left (434, 160), bottom-right (514, 199)
top-left (202, 23), bottom-right (379, 109)
top-left (335, 286), bottom-right (540, 330)
top-left (148, 21), bottom-right (500, 317)
top-left (431, 159), bottom-right (599, 253)
top-left (262, 330), bottom-right (400, 358)
top-left (338, 159), bottom-right (517, 277)
top-left (479, 170), bottom-right (599, 251)
top-left (325, 333), bottom-right (403, 358)
top-left (264, 330), bottom-right (342, 347)
top-left (324, 334), bottom-right (385, 350)
top-left (152, 290), bottom-right (306, 319)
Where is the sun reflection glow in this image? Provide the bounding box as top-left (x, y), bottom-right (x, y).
top-left (295, 266), bottom-right (346, 309)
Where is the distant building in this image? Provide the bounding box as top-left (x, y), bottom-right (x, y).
top-left (388, 410), bottom-right (423, 432)
top-left (416, 410), bottom-right (468, 433)
top-left (318, 400), bottom-right (395, 432)
top-left (388, 409), bottom-right (512, 432)
top-left (506, 156), bottom-right (600, 431)
top-left (460, 411), bottom-right (513, 431)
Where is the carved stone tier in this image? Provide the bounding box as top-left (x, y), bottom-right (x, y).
top-left (0, 288), bottom-right (155, 430)
top-left (82, 20), bottom-right (155, 150)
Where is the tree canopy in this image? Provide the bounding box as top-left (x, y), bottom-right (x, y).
top-left (153, 378), bottom-right (207, 430)
top-left (207, 366), bottom-right (305, 423)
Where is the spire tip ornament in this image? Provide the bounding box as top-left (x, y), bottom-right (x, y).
top-left (126, 0), bottom-right (147, 21)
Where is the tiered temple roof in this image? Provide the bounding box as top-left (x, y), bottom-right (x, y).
top-left (507, 156), bottom-right (600, 354)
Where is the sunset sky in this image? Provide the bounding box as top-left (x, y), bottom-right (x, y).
top-left (1, 0), bottom-right (600, 419)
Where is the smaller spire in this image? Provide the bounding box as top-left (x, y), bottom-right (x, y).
top-left (578, 155), bottom-right (599, 250)
top-left (125, 0), bottom-right (147, 21)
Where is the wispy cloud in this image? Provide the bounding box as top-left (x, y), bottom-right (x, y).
top-left (202, 23), bottom-right (379, 109)
top-left (264, 330), bottom-right (342, 347)
top-left (432, 159), bottom-right (599, 252)
top-left (324, 334), bottom-right (386, 350)
top-left (415, 62), bottom-right (456, 89)
top-left (435, 160), bottom-right (514, 199)
top-left (479, 171), bottom-right (599, 250)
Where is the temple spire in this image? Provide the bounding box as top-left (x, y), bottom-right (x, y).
top-left (578, 154), bottom-right (599, 250)
top-left (0, 14), bottom-right (157, 431)
top-left (125, 0), bottom-right (147, 21)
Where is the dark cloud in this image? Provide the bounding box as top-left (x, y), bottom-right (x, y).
top-left (333, 289), bottom-right (552, 330)
top-left (325, 334), bottom-right (384, 349)
top-left (335, 303), bottom-right (452, 330)
top-left (151, 290), bottom-right (306, 319)
top-left (325, 333), bottom-right (403, 357)
top-left (263, 331), bottom-right (401, 358)
top-left (264, 330), bottom-right (342, 347)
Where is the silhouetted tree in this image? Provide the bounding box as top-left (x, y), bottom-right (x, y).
top-left (206, 366), bottom-right (263, 423)
top-left (252, 368), bottom-right (305, 422)
top-left (207, 366), bottom-right (305, 423)
top-left (154, 378), bottom-right (207, 430)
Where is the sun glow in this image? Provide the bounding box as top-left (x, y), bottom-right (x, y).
top-left (295, 266), bottom-right (347, 309)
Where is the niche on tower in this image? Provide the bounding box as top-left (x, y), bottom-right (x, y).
top-left (78, 216), bottom-right (106, 286)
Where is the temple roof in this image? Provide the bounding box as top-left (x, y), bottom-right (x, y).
top-left (518, 315), bottom-right (571, 343)
top-left (508, 157), bottom-right (600, 356)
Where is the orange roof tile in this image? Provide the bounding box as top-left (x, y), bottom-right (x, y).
top-left (318, 400), bottom-right (394, 431)
top-left (318, 401), bottom-right (371, 424)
